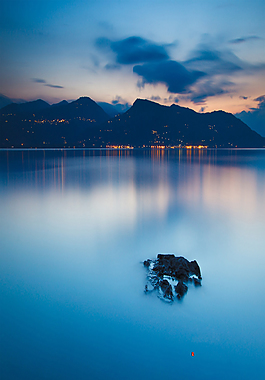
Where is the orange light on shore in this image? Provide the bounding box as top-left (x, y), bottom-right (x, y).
top-left (106, 145), bottom-right (134, 149)
top-left (185, 145), bottom-right (208, 149)
top-left (191, 352), bottom-right (195, 356)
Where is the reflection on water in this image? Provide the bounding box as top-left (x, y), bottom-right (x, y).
top-left (178, 163), bottom-right (265, 220)
top-left (1, 149), bottom-right (265, 380)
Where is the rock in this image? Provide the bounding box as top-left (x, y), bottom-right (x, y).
top-left (143, 253), bottom-right (202, 302)
top-left (159, 279), bottom-right (173, 300)
top-left (143, 259), bottom-right (152, 268)
top-left (189, 260), bottom-right (202, 279)
top-left (193, 277), bottom-right (202, 287)
top-left (175, 281), bottom-right (188, 298)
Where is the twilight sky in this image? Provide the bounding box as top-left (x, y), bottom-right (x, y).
top-left (1, 0), bottom-right (265, 115)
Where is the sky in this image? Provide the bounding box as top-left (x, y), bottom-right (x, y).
top-left (1, 0), bottom-right (265, 116)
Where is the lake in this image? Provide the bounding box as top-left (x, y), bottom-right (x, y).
top-left (1, 148), bottom-right (265, 380)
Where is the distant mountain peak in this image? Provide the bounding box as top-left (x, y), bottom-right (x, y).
top-left (133, 98), bottom-right (159, 105)
top-left (51, 100), bottom-right (68, 107)
top-left (131, 98), bottom-right (167, 112)
top-left (74, 96), bottom-right (95, 104)
top-left (1, 99), bottom-right (50, 115)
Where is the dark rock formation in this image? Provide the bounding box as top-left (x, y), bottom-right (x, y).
top-left (159, 279), bottom-right (173, 300)
top-left (175, 282), bottom-right (188, 299)
top-left (143, 259), bottom-right (152, 268)
top-left (143, 254), bottom-right (202, 302)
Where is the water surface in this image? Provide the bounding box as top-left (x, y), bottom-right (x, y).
top-left (1, 149), bottom-right (265, 379)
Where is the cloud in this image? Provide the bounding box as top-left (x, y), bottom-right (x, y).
top-left (105, 63), bottom-right (121, 70)
top-left (186, 49), bottom-right (220, 62)
top-left (187, 80), bottom-right (233, 104)
top-left (44, 84), bottom-right (64, 89)
top-left (186, 44), bottom-right (265, 77)
top-left (133, 60), bottom-right (205, 93)
top-left (97, 35), bottom-right (265, 104)
top-left (32, 78), bottom-right (63, 89)
top-left (111, 95), bottom-right (127, 105)
top-left (240, 96), bottom-right (249, 100)
top-left (32, 78), bottom-right (46, 83)
top-left (151, 95), bottom-right (178, 104)
top-left (229, 36), bottom-right (261, 44)
top-left (96, 36), bottom-right (169, 64)
top-left (185, 46), bottom-right (243, 75)
top-left (254, 95), bottom-right (265, 104)
top-left (163, 95), bottom-right (179, 103)
top-left (150, 95), bottom-right (161, 101)
top-left (199, 107), bottom-right (206, 112)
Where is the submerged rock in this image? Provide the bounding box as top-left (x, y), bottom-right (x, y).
top-left (143, 254), bottom-right (202, 302)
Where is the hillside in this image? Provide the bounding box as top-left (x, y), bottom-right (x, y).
top-left (81, 99), bottom-right (265, 148)
top-left (1, 97), bottom-right (264, 148)
top-left (0, 97), bottom-right (109, 148)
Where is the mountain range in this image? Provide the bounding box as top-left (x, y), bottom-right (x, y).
top-left (1, 96), bottom-right (264, 148)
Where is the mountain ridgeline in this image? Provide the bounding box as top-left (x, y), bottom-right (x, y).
top-left (1, 97), bottom-right (264, 148)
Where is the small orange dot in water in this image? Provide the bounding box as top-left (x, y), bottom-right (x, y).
top-left (191, 352), bottom-right (195, 356)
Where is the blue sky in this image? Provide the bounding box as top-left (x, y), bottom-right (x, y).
top-left (1, 0), bottom-right (265, 115)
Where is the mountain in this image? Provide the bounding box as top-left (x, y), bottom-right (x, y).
top-left (80, 99), bottom-right (265, 148)
top-left (235, 107), bottom-right (265, 137)
top-left (0, 94), bottom-right (26, 109)
top-left (97, 102), bottom-right (130, 117)
top-left (1, 97), bottom-right (264, 148)
top-left (0, 97), bottom-right (109, 148)
top-left (34, 97), bottom-right (108, 123)
top-left (1, 99), bottom-right (50, 115)
top-left (0, 94), bottom-right (13, 109)
top-left (51, 100), bottom-right (69, 107)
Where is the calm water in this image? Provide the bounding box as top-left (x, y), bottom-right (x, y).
top-left (1, 148), bottom-right (265, 380)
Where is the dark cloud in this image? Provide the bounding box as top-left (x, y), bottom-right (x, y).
top-left (240, 96), bottom-right (249, 100)
top-left (186, 44), bottom-right (265, 77)
top-left (44, 84), bottom-right (64, 89)
top-left (185, 47), bottom-right (242, 75)
top-left (199, 107), bottom-right (206, 112)
top-left (165, 95), bottom-right (179, 103)
top-left (32, 78), bottom-right (63, 89)
top-left (105, 63), bottom-right (121, 70)
top-left (150, 95), bottom-right (161, 101)
top-left (254, 95), bottom-right (265, 103)
top-left (32, 78), bottom-right (46, 83)
top-left (97, 35), bottom-right (265, 104)
top-left (229, 36), bottom-right (261, 44)
top-left (96, 36), bottom-right (169, 64)
top-left (187, 80), bottom-right (233, 104)
top-left (133, 60), bottom-right (205, 93)
top-left (186, 50), bottom-right (220, 62)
